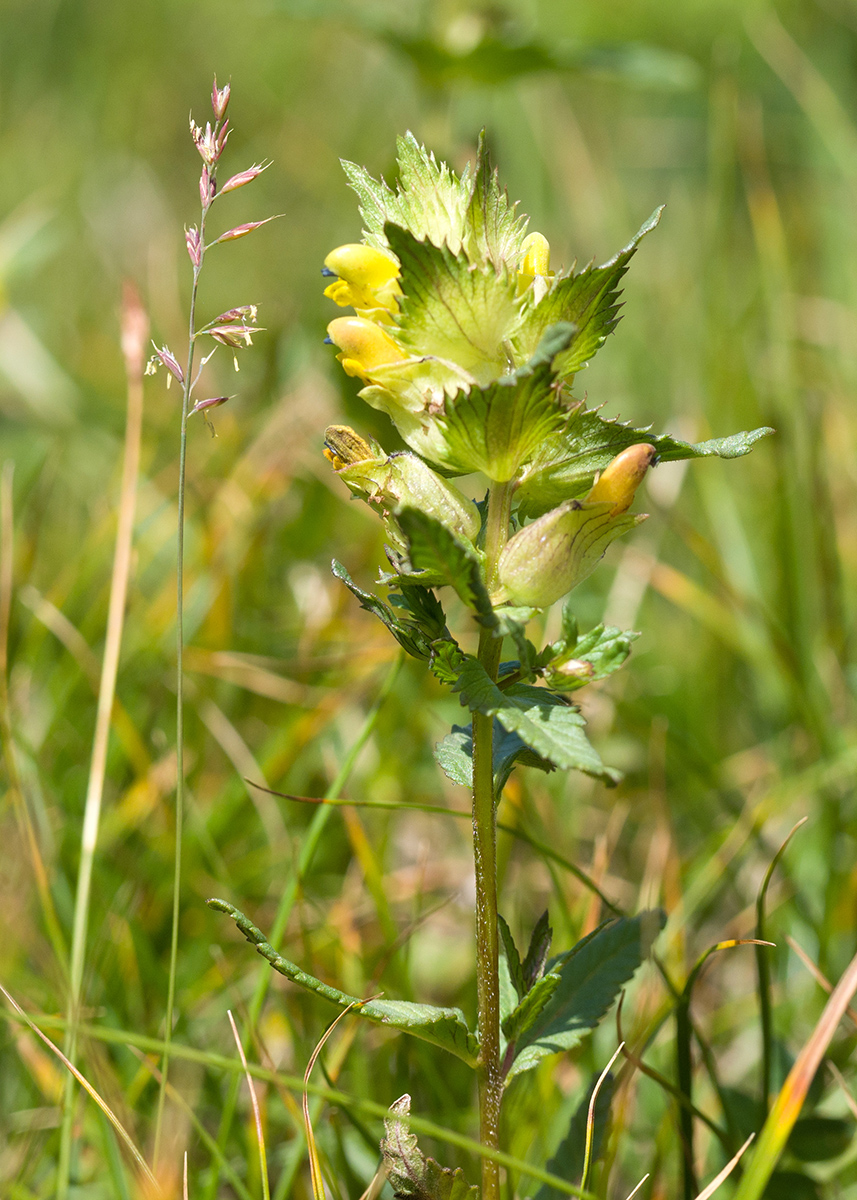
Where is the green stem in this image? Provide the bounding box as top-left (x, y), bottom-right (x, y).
top-left (153, 211), bottom-right (206, 1172)
top-left (472, 482), bottom-right (511, 1200)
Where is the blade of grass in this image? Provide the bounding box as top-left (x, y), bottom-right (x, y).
top-left (56, 284), bottom-right (148, 1199)
top-left (732, 944), bottom-right (857, 1200)
top-left (201, 651), bottom-right (404, 1200)
top-left (228, 1011), bottom-right (271, 1200)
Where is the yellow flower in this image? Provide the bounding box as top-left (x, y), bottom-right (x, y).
top-left (323, 244), bottom-right (401, 319)
top-left (326, 316), bottom-right (407, 382)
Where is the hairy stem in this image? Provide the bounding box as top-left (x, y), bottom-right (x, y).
top-left (472, 482), bottom-right (511, 1200)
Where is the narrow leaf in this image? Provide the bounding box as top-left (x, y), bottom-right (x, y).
top-left (396, 508), bottom-right (495, 624)
top-left (508, 911), bottom-right (665, 1079)
top-left (498, 914), bottom-right (525, 1000)
top-left (331, 559), bottom-right (431, 660)
top-left (208, 900), bottom-right (478, 1065)
top-left (502, 972), bottom-right (562, 1044)
top-left (522, 911), bottom-right (553, 991)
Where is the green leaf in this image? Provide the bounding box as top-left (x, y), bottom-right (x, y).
top-left (208, 900), bottom-right (479, 1065)
top-left (388, 583), bottom-right (449, 641)
top-left (502, 972), bottom-right (562, 1044)
top-left (332, 559), bottom-right (432, 660)
top-left (453, 658), bottom-right (621, 784)
top-left (508, 911), bottom-right (665, 1079)
top-left (498, 914), bottom-right (525, 1000)
top-left (341, 133), bottom-right (470, 255)
top-left (463, 130), bottom-right (529, 268)
top-left (396, 508), bottom-right (495, 624)
top-left (545, 622), bottom-right (639, 691)
top-left (761, 1172), bottom-right (820, 1200)
top-left (433, 721), bottom-right (554, 792)
top-left (386, 222), bottom-right (520, 384)
top-left (382, 1095), bottom-right (479, 1200)
top-left (534, 1073), bottom-right (616, 1200)
top-left (787, 1116), bottom-right (852, 1163)
top-left (435, 323), bottom-right (575, 481)
top-left (522, 911), bottom-right (553, 991)
top-left (513, 208), bottom-right (663, 380)
top-left (516, 405), bottom-right (774, 518)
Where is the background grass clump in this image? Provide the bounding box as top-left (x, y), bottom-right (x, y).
top-left (2, 0), bottom-right (857, 1195)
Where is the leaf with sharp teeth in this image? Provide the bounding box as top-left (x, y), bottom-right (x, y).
top-left (386, 223), bottom-right (520, 384)
top-left (512, 206), bottom-right (664, 379)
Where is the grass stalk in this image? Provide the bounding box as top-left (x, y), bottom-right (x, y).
top-left (56, 287), bottom-right (148, 1196)
top-left (153, 215), bottom-right (206, 1171)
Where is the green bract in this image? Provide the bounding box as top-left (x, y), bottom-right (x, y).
top-left (322, 130), bottom-right (773, 780)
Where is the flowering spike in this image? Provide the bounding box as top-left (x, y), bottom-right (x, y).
top-left (146, 343), bottom-right (184, 384)
top-left (199, 166), bottom-right (216, 208)
top-left (212, 305), bottom-right (258, 324)
top-left (191, 395), bottom-right (230, 415)
top-left (219, 162), bottom-right (270, 195)
top-left (185, 226), bottom-right (202, 267)
top-left (213, 215), bottom-right (280, 244)
top-left (207, 323), bottom-right (259, 348)
top-left (212, 77), bottom-right (230, 121)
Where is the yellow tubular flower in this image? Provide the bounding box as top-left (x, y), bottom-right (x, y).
top-left (520, 231), bottom-right (551, 278)
top-left (586, 444), bottom-right (657, 516)
top-left (327, 316), bottom-right (406, 382)
top-left (323, 243), bottom-right (401, 314)
top-left (517, 231), bottom-right (551, 298)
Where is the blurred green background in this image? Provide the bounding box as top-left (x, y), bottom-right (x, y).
top-left (3, 0), bottom-right (857, 1194)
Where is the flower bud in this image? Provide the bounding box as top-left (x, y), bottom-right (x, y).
top-left (324, 424), bottom-right (481, 546)
top-left (191, 395), bottom-right (230, 415)
top-left (146, 343), bottom-right (184, 385)
top-left (496, 498), bottom-right (646, 608)
top-left (199, 166), bottom-right (216, 208)
top-left (586, 443), bottom-right (656, 516)
top-left (326, 317), bottom-right (406, 381)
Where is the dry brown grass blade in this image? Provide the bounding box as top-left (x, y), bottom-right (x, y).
top-left (227, 1010), bottom-right (271, 1200)
top-left (0, 981), bottom-right (158, 1190)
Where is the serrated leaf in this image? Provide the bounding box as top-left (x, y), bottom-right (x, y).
top-left (453, 657), bottom-right (621, 784)
top-left (522, 911), bottom-right (553, 991)
top-left (382, 1095), bottom-right (479, 1200)
top-left (513, 208), bottom-right (663, 379)
top-left (498, 914), bottom-right (525, 1000)
top-left (386, 222), bottom-right (519, 384)
top-left (433, 721), bottom-right (553, 792)
top-left (435, 323), bottom-right (575, 480)
top-left (545, 622), bottom-right (639, 691)
top-left (396, 508), bottom-right (495, 624)
top-left (389, 583), bottom-right (450, 641)
top-left (516, 405), bottom-right (774, 518)
top-left (533, 1073), bottom-right (616, 1200)
top-left (208, 900), bottom-right (479, 1065)
top-left (502, 971), bottom-right (562, 1044)
top-left (341, 133), bottom-right (470, 255)
top-left (508, 911), bottom-right (665, 1079)
top-left (463, 130), bottom-right (529, 267)
top-left (332, 559), bottom-right (432, 659)
top-left (428, 638), bottom-right (466, 685)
